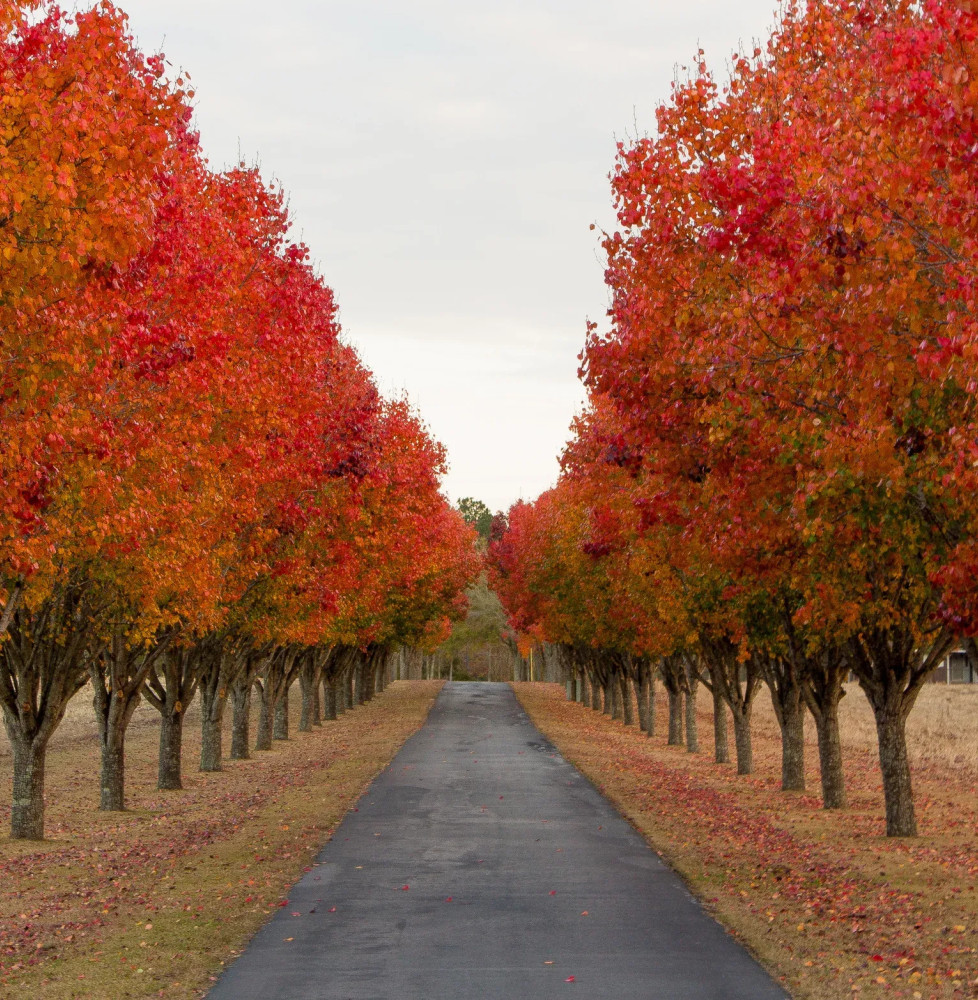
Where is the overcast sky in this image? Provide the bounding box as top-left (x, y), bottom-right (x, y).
top-left (115, 0), bottom-right (779, 513)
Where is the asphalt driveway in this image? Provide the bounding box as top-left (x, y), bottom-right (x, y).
top-left (207, 682), bottom-right (789, 1000)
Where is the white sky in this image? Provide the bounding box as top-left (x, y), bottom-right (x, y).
top-left (115, 0), bottom-right (779, 513)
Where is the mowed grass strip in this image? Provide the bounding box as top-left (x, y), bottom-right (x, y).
top-left (514, 682), bottom-right (978, 1000)
top-left (0, 679), bottom-right (443, 999)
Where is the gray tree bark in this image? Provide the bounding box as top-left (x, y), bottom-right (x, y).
top-left (255, 647), bottom-right (300, 750)
top-left (230, 674), bottom-right (253, 760)
top-left (684, 663), bottom-right (699, 754)
top-left (298, 649), bottom-right (321, 732)
top-left (731, 704), bottom-right (754, 775)
top-left (711, 683), bottom-right (730, 764)
top-left (198, 641), bottom-right (248, 772)
top-left (91, 628), bottom-right (172, 811)
top-left (755, 649), bottom-right (806, 792)
top-left (618, 668), bottom-right (634, 726)
top-left (157, 709), bottom-right (184, 790)
top-left (274, 687), bottom-right (290, 741)
top-left (795, 643), bottom-right (849, 809)
top-left (323, 680), bottom-right (338, 720)
top-left (699, 636), bottom-right (761, 775)
top-left (144, 644), bottom-right (202, 791)
top-left (630, 656), bottom-right (652, 735)
top-left (661, 654), bottom-right (686, 746)
top-left (847, 625), bottom-right (952, 836)
top-left (1, 585), bottom-right (96, 839)
top-left (9, 735), bottom-right (46, 841)
top-left (353, 660), bottom-right (365, 705)
top-left (812, 695), bottom-right (846, 809)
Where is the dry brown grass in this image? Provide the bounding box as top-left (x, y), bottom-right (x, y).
top-left (840, 684), bottom-right (978, 775)
top-left (515, 681), bottom-right (978, 1000)
top-left (0, 679), bottom-right (443, 999)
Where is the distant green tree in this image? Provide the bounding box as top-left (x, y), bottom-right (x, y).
top-left (439, 577), bottom-right (517, 679)
top-left (457, 497), bottom-right (494, 544)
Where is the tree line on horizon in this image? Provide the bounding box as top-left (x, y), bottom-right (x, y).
top-left (0, 3), bottom-right (480, 841)
top-left (489, 0), bottom-right (978, 838)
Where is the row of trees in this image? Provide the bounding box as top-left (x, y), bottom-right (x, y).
top-left (490, 0), bottom-right (978, 836)
top-left (0, 3), bottom-right (479, 839)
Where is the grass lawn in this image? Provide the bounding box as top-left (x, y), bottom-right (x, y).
top-left (514, 682), bottom-right (978, 1000)
top-left (0, 679), bottom-right (443, 999)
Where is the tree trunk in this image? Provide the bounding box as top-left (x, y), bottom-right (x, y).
top-left (92, 632), bottom-right (171, 811)
top-left (10, 736), bottom-right (46, 840)
top-left (756, 651), bottom-right (806, 792)
top-left (660, 654), bottom-right (687, 746)
top-left (684, 685), bottom-right (699, 754)
top-left (230, 680), bottom-right (252, 760)
top-left (875, 707), bottom-right (916, 837)
top-left (323, 680), bottom-right (338, 721)
top-left (699, 636), bottom-right (760, 776)
top-left (157, 709), bottom-right (184, 790)
top-left (198, 644), bottom-right (247, 773)
top-left (93, 687), bottom-right (137, 812)
top-left (144, 645), bottom-right (201, 794)
top-left (602, 676), bottom-right (613, 715)
top-left (731, 704), bottom-right (753, 775)
top-left (667, 689), bottom-right (683, 746)
top-left (1, 585), bottom-right (95, 839)
top-left (633, 674), bottom-right (648, 733)
top-left (712, 684), bottom-right (730, 764)
top-left (590, 671), bottom-right (601, 711)
top-left (99, 735), bottom-right (126, 812)
top-left (312, 679), bottom-right (322, 725)
top-left (610, 669), bottom-right (623, 720)
top-left (846, 625), bottom-right (952, 837)
top-left (299, 652), bottom-right (320, 732)
top-left (646, 669), bottom-right (657, 738)
top-left (778, 697), bottom-right (806, 792)
top-left (255, 680), bottom-right (273, 751)
top-left (813, 702), bottom-right (846, 809)
top-left (200, 683), bottom-right (227, 772)
top-left (619, 671), bottom-right (634, 726)
top-left (252, 647), bottom-right (300, 748)
top-left (274, 687), bottom-right (290, 741)
top-left (797, 648), bottom-right (848, 809)
top-left (200, 713), bottom-right (223, 771)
